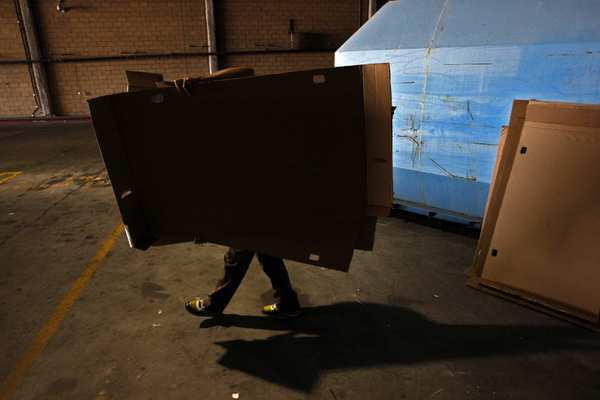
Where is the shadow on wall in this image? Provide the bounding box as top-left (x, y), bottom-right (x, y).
top-left (199, 302), bottom-right (600, 392)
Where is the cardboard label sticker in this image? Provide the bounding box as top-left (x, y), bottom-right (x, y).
top-left (124, 226), bottom-right (134, 248)
top-left (120, 189), bottom-right (133, 199)
top-left (313, 75), bottom-right (326, 84)
top-left (309, 253), bottom-right (320, 261)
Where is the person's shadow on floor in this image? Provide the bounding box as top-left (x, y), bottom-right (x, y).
top-left (199, 302), bottom-right (600, 392)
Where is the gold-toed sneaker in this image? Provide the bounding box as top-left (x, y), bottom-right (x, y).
top-left (184, 297), bottom-right (220, 317)
top-left (262, 302), bottom-right (302, 318)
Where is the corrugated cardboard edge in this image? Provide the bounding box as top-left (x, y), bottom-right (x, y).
top-left (362, 63), bottom-right (392, 217)
top-left (467, 99), bottom-right (600, 331)
top-left (466, 100), bottom-right (528, 278)
top-left (527, 100), bottom-right (600, 127)
top-left (482, 125), bottom-right (507, 224)
top-left (88, 95), bottom-right (156, 250)
top-left (468, 277), bottom-right (600, 333)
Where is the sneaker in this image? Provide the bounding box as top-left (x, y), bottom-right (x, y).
top-left (262, 302), bottom-right (302, 318)
top-left (185, 297), bottom-right (221, 317)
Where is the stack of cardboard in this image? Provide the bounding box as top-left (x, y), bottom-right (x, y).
top-left (89, 65), bottom-right (392, 271)
top-left (469, 100), bottom-right (600, 329)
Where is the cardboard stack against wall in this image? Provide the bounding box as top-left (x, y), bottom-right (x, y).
top-left (89, 65), bottom-right (392, 272)
top-left (469, 100), bottom-right (600, 329)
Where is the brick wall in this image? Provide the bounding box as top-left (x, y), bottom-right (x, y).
top-left (46, 58), bottom-right (209, 115)
top-left (36, 0), bottom-right (209, 115)
top-left (1, 0), bottom-right (365, 117)
top-left (0, 1), bottom-right (36, 117)
top-left (218, 0), bottom-right (359, 74)
top-left (217, 0), bottom-right (360, 52)
top-left (223, 53), bottom-right (335, 76)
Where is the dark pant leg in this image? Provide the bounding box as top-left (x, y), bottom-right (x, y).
top-left (256, 253), bottom-right (299, 306)
top-left (209, 248), bottom-right (254, 313)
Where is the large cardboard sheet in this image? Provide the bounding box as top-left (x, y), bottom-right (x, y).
top-left (475, 101), bottom-right (600, 322)
top-left (89, 65), bottom-right (392, 271)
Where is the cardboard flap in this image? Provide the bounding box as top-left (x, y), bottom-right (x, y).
top-left (125, 71), bottom-right (164, 92)
top-left (361, 63), bottom-right (393, 216)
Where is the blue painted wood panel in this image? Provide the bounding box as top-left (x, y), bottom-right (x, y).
top-left (336, 0), bottom-right (600, 220)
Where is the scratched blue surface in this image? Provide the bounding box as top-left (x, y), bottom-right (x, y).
top-left (335, 0), bottom-right (600, 220)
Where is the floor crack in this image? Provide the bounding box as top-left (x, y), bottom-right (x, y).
top-left (0, 169), bottom-right (103, 248)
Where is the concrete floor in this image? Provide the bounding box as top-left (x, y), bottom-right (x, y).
top-left (1, 122), bottom-right (599, 400)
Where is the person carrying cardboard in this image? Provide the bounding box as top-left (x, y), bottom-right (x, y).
top-left (151, 68), bottom-right (301, 318)
top-left (185, 248), bottom-right (301, 318)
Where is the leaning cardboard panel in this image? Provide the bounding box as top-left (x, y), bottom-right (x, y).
top-left (470, 100), bottom-right (600, 326)
top-left (468, 101), bottom-right (528, 278)
top-left (89, 65), bottom-right (392, 271)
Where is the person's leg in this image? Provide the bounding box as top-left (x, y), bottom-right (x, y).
top-left (257, 253), bottom-right (300, 316)
top-left (185, 248), bottom-right (253, 316)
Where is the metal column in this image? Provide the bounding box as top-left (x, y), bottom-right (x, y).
top-left (368, 0), bottom-right (377, 18)
top-left (16, 0), bottom-right (53, 116)
top-left (204, 0), bottom-right (218, 74)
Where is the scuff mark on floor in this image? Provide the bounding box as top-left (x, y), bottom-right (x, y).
top-left (32, 170), bottom-right (110, 191)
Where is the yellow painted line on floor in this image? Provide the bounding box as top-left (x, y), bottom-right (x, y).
top-left (0, 222), bottom-right (124, 400)
top-left (0, 171), bottom-right (22, 186)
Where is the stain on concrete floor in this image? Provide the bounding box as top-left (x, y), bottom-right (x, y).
top-left (32, 171), bottom-right (110, 191)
